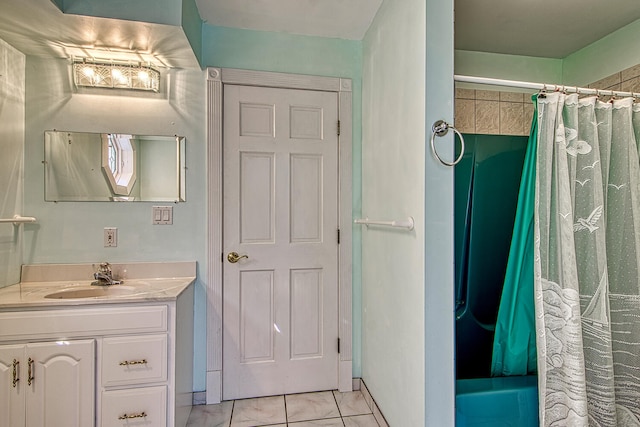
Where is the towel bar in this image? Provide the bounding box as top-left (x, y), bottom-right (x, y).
top-left (0, 215), bottom-right (37, 225)
top-left (354, 217), bottom-right (414, 231)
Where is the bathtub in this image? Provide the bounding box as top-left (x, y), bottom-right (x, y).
top-left (454, 134), bottom-right (538, 426)
top-left (456, 375), bottom-right (538, 427)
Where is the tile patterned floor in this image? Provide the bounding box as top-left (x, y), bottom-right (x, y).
top-left (187, 390), bottom-right (380, 427)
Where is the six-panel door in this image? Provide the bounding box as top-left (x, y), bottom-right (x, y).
top-left (222, 84), bottom-right (340, 400)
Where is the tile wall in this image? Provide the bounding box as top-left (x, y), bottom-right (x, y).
top-left (455, 62), bottom-right (640, 137)
top-left (588, 63), bottom-right (640, 95)
top-left (454, 88), bottom-right (534, 136)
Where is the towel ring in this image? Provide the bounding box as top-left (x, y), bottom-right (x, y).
top-left (430, 120), bottom-right (465, 166)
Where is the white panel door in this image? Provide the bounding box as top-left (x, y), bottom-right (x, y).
top-left (0, 345), bottom-right (25, 427)
top-left (223, 84), bottom-right (339, 400)
top-left (26, 340), bottom-right (95, 427)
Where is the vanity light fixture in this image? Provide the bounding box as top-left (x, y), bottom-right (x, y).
top-left (73, 59), bottom-right (160, 92)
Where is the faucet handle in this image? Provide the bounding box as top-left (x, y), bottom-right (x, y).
top-left (97, 262), bottom-right (112, 275)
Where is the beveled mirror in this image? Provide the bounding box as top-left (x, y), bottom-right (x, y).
top-left (44, 131), bottom-right (186, 202)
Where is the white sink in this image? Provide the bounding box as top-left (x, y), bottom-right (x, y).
top-left (44, 286), bottom-right (137, 299)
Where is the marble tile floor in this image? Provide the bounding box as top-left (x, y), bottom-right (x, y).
top-left (187, 390), bottom-right (380, 427)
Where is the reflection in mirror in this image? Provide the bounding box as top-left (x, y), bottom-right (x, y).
top-left (44, 131), bottom-right (186, 202)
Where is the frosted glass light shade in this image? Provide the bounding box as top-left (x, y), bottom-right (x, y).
top-left (73, 60), bottom-right (160, 92)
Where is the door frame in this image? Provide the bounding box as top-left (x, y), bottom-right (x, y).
top-left (205, 67), bottom-right (353, 404)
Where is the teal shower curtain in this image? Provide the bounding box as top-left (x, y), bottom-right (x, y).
top-left (491, 94), bottom-right (538, 376)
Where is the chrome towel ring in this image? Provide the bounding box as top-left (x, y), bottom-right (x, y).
top-left (430, 120), bottom-right (465, 166)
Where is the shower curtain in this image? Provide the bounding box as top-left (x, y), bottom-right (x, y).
top-left (535, 91), bottom-right (640, 426)
top-left (491, 95), bottom-right (538, 377)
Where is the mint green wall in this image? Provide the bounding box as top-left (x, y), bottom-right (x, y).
top-left (181, 0), bottom-right (203, 65)
top-left (23, 56), bottom-right (209, 389)
top-left (563, 18), bottom-right (640, 86)
top-left (200, 24), bottom-right (364, 377)
top-left (21, 25), bottom-right (364, 393)
top-left (0, 39), bottom-right (25, 288)
top-left (61, 0), bottom-right (182, 25)
top-left (426, 0), bottom-right (456, 424)
top-left (361, 0), bottom-right (427, 423)
top-left (455, 49), bottom-right (563, 84)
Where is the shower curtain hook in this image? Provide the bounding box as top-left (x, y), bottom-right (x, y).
top-left (538, 84), bottom-right (547, 99)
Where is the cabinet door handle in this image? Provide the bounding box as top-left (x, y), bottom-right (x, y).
top-left (27, 358), bottom-right (34, 386)
top-left (119, 359), bottom-right (147, 366)
top-left (118, 412), bottom-right (147, 420)
top-left (12, 359), bottom-right (19, 388)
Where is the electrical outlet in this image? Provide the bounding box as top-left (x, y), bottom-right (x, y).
top-left (104, 227), bottom-right (117, 247)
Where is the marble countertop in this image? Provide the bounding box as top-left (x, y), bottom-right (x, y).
top-left (0, 261), bottom-right (196, 309)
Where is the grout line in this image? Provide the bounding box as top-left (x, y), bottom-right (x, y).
top-left (332, 390), bottom-right (343, 418)
top-left (228, 399), bottom-right (235, 427)
top-left (283, 394), bottom-right (288, 424)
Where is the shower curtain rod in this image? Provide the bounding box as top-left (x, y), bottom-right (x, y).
top-left (455, 74), bottom-right (640, 99)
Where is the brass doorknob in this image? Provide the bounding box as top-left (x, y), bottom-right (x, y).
top-left (227, 252), bottom-right (249, 263)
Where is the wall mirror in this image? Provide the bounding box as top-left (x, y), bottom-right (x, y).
top-left (44, 131), bottom-right (186, 202)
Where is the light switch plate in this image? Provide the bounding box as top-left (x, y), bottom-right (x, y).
top-left (152, 206), bottom-right (173, 225)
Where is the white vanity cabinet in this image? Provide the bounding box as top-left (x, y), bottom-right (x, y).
top-left (0, 280), bottom-right (194, 427)
top-left (0, 339), bottom-right (95, 427)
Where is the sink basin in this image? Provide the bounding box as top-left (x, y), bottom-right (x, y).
top-left (44, 286), bottom-right (137, 299)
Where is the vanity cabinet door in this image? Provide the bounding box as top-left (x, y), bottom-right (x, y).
top-left (0, 345), bottom-right (26, 427)
top-left (25, 339), bottom-right (95, 427)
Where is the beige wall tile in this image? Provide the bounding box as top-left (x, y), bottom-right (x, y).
top-left (523, 101), bottom-right (535, 136)
top-left (455, 99), bottom-right (475, 133)
top-left (475, 100), bottom-right (500, 134)
top-left (455, 88), bottom-right (475, 99)
top-left (621, 77), bottom-right (640, 94)
top-left (475, 90), bottom-right (500, 101)
top-left (500, 102), bottom-right (524, 135)
top-left (589, 73), bottom-right (621, 90)
top-left (622, 64), bottom-right (640, 82)
top-left (499, 91), bottom-right (524, 102)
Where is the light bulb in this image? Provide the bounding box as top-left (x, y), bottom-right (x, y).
top-left (82, 66), bottom-right (95, 77)
top-left (137, 70), bottom-right (149, 81)
top-left (111, 68), bottom-right (128, 84)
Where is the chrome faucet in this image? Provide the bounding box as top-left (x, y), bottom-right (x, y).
top-left (92, 262), bottom-right (122, 286)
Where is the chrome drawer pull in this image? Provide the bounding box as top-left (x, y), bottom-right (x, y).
top-left (118, 412), bottom-right (147, 420)
top-left (119, 359), bottom-right (147, 366)
top-left (12, 359), bottom-right (19, 388)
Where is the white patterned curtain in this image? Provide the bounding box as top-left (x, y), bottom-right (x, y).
top-left (535, 91), bottom-right (640, 426)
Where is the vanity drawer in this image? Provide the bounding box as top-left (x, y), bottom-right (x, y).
top-left (0, 305), bottom-right (167, 341)
top-left (101, 386), bottom-right (167, 427)
top-left (102, 334), bottom-right (168, 386)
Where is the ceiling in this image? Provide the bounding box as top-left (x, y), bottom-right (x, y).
top-left (0, 0), bottom-right (639, 67)
top-left (194, 0), bottom-right (383, 40)
top-left (454, 0), bottom-right (640, 58)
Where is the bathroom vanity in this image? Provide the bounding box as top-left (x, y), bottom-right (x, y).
top-left (0, 261), bottom-right (195, 427)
